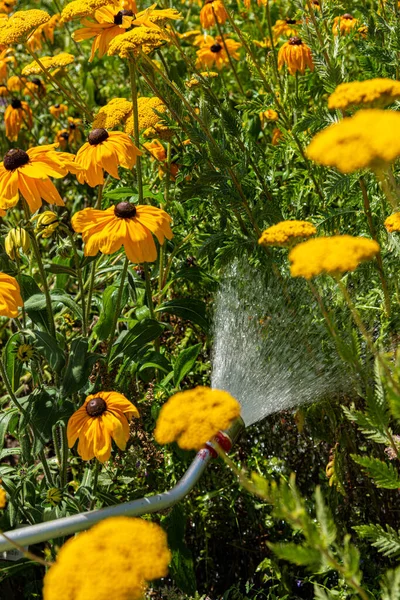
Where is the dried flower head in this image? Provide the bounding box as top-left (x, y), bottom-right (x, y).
top-left (258, 220), bottom-right (317, 247)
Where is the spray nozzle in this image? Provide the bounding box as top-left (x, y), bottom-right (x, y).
top-left (206, 417), bottom-right (245, 457)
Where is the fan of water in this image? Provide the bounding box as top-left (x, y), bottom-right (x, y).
top-left (211, 262), bottom-right (349, 425)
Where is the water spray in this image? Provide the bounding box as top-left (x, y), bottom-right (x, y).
top-left (0, 262), bottom-right (347, 552)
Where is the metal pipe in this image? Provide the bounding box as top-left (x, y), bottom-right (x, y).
top-left (0, 449), bottom-right (212, 552)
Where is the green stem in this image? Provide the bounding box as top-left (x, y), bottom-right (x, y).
top-left (264, 0), bottom-right (283, 94)
top-left (144, 263), bottom-right (156, 320)
top-left (64, 227), bottom-right (87, 336)
top-left (86, 259), bottom-right (97, 331)
top-left (105, 257), bottom-right (129, 367)
top-left (213, 8), bottom-right (245, 96)
top-left (60, 422), bottom-right (69, 489)
top-left (128, 57), bottom-right (144, 204)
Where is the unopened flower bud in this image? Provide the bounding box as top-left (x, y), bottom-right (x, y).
top-left (31, 211), bottom-right (59, 238)
top-left (5, 227), bottom-right (30, 259)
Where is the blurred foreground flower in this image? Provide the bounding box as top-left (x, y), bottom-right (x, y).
top-left (154, 386), bottom-right (241, 450)
top-left (328, 79), bottom-right (400, 110)
top-left (67, 391), bottom-right (139, 462)
top-left (258, 220), bottom-right (316, 248)
top-left (277, 37), bottom-right (314, 75)
top-left (0, 48), bottom-right (15, 82)
top-left (0, 273), bottom-right (23, 317)
top-left (306, 109), bottom-right (400, 173)
top-left (289, 235), bottom-right (379, 279)
top-left (43, 517), bottom-right (171, 600)
top-left (196, 35), bottom-right (241, 69)
top-left (71, 202), bottom-right (173, 262)
top-left (4, 98), bottom-right (33, 141)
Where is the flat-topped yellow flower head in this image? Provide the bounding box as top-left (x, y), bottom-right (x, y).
top-left (92, 97), bottom-right (133, 129)
top-left (328, 79), bottom-right (400, 110)
top-left (43, 517), bottom-right (171, 600)
top-left (258, 220), bottom-right (317, 247)
top-left (22, 53), bottom-right (74, 76)
top-left (384, 213), bottom-right (400, 233)
top-left (0, 9), bottom-right (50, 45)
top-left (154, 386), bottom-right (241, 450)
top-left (61, 0), bottom-right (117, 22)
top-left (108, 25), bottom-right (165, 58)
top-left (289, 235), bottom-right (380, 279)
top-left (124, 96), bottom-right (166, 136)
top-left (307, 109), bottom-right (400, 173)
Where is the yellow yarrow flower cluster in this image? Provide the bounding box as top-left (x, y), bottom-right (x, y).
top-left (22, 53), bottom-right (74, 76)
top-left (108, 26), bottom-right (165, 58)
top-left (328, 78), bottom-right (400, 110)
top-left (61, 0), bottom-right (116, 22)
top-left (43, 517), bottom-right (171, 600)
top-left (384, 212), bottom-right (400, 233)
top-left (186, 71), bottom-right (219, 88)
top-left (0, 9), bottom-right (50, 45)
top-left (289, 235), bottom-right (380, 279)
top-left (93, 98), bottom-right (133, 129)
top-left (125, 96), bottom-right (166, 135)
top-left (258, 220), bottom-right (317, 248)
top-left (307, 110), bottom-right (400, 173)
top-left (154, 386), bottom-right (241, 450)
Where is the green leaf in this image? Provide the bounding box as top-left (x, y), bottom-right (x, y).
top-left (351, 455), bottom-right (400, 489)
top-left (156, 299), bottom-right (208, 331)
top-left (2, 332), bottom-right (23, 392)
top-left (32, 331), bottom-right (65, 373)
top-left (0, 408), bottom-right (19, 449)
top-left (381, 566), bottom-right (400, 600)
top-left (315, 487), bottom-right (336, 548)
top-left (354, 523), bottom-right (400, 557)
top-left (17, 274), bottom-right (50, 331)
top-left (267, 542), bottom-right (322, 570)
top-left (25, 290), bottom-right (83, 321)
top-left (342, 406), bottom-right (389, 444)
top-left (165, 505), bottom-right (197, 596)
top-left (19, 390), bottom-right (59, 455)
top-left (110, 319), bottom-right (163, 363)
top-left (61, 338), bottom-right (100, 397)
top-left (173, 343), bottom-right (202, 387)
top-left (94, 284), bottom-right (129, 341)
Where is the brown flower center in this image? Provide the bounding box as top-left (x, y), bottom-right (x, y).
top-left (88, 128), bottom-right (109, 145)
top-left (289, 36), bottom-right (303, 45)
top-left (60, 132), bottom-right (69, 140)
top-left (31, 77), bottom-right (42, 86)
top-left (286, 18), bottom-right (296, 24)
top-left (210, 43), bottom-right (222, 53)
top-left (86, 397), bottom-right (107, 417)
top-left (114, 202), bottom-right (137, 219)
top-left (3, 149), bottom-right (30, 171)
top-left (11, 98), bottom-right (22, 109)
top-left (69, 122), bottom-right (76, 130)
top-left (54, 103), bottom-right (60, 108)
top-left (343, 13), bottom-right (353, 19)
top-left (114, 9), bottom-right (134, 24)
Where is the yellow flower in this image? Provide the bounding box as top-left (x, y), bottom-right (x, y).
top-left (67, 391), bottom-right (139, 462)
top-left (332, 13), bottom-right (359, 35)
top-left (50, 103), bottom-right (68, 119)
top-left (7, 75), bottom-right (26, 92)
top-left (26, 14), bottom-right (61, 52)
top-left (71, 202), bottom-right (173, 263)
top-left (23, 78), bottom-right (46, 99)
top-left (0, 84), bottom-right (8, 96)
top-left (289, 235), bottom-right (380, 279)
top-left (43, 517), bottom-right (171, 600)
top-left (143, 122), bottom-right (173, 140)
top-left (259, 108), bottom-right (279, 126)
top-left (92, 97), bottom-right (133, 129)
top-left (384, 212), bottom-right (400, 233)
top-left (277, 37), bottom-right (314, 75)
top-left (5, 227), bottom-right (30, 259)
top-left (306, 109), bottom-right (400, 174)
top-left (154, 386), bottom-right (241, 450)
top-left (328, 78), bottom-right (400, 111)
top-left (200, 0), bottom-right (228, 29)
top-left (16, 343), bottom-right (34, 362)
top-left (61, 0), bottom-right (118, 22)
top-left (107, 25), bottom-right (165, 58)
top-left (73, 5), bottom-right (135, 61)
top-left (31, 211), bottom-right (59, 238)
top-left (67, 116), bottom-right (82, 145)
top-left (4, 99), bottom-right (33, 141)
top-left (132, 4), bottom-right (182, 28)
top-left (55, 129), bottom-right (70, 149)
top-left (185, 71), bottom-right (219, 88)
top-left (0, 9), bottom-right (50, 45)
top-left (196, 35), bottom-right (241, 70)
top-left (22, 53), bottom-right (74, 76)
top-left (0, 488), bottom-right (6, 509)
top-left (0, 48), bottom-right (15, 83)
top-left (272, 18), bottom-right (299, 41)
top-left (0, 273), bottom-right (23, 318)
top-left (0, 0), bottom-right (16, 14)
top-left (144, 138), bottom-right (167, 161)
top-left (0, 145), bottom-right (78, 212)
top-left (271, 127), bottom-right (283, 145)
top-left (75, 129), bottom-right (141, 187)
top-left (124, 96), bottom-right (166, 136)
top-left (258, 220), bottom-right (317, 247)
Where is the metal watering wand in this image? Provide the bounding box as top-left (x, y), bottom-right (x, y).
top-left (0, 417), bottom-right (245, 553)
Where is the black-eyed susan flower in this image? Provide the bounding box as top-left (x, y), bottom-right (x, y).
top-left (332, 13), bottom-right (358, 35)
top-left (289, 235), bottom-right (380, 279)
top-left (26, 13), bottom-right (60, 52)
top-left (0, 0), bottom-right (16, 14)
top-left (67, 391), bottom-right (139, 462)
top-left (55, 129), bottom-right (70, 149)
top-left (306, 109), bottom-right (400, 173)
top-left (50, 103), bottom-right (68, 119)
top-left (384, 213), bottom-right (400, 233)
top-left (272, 18), bottom-right (299, 41)
top-left (196, 35), bottom-right (241, 70)
top-left (16, 342), bottom-right (35, 362)
top-left (5, 227), bottom-right (30, 259)
top-left (131, 5), bottom-right (181, 29)
top-left (7, 75), bottom-right (26, 92)
top-left (0, 273), bottom-right (23, 317)
top-left (71, 201), bottom-right (173, 263)
top-left (0, 144), bottom-right (79, 212)
top-left (4, 98), bottom-right (33, 141)
top-left (67, 116), bottom-right (82, 144)
top-left (0, 84), bottom-right (8, 96)
top-left (154, 386), bottom-right (241, 450)
top-left (0, 486), bottom-right (6, 509)
top-left (271, 127), bottom-right (283, 145)
top-left (277, 37), bottom-right (314, 75)
top-left (258, 220), bottom-right (317, 247)
top-left (23, 77), bottom-right (46, 99)
top-left (0, 9), bottom-right (50, 46)
top-left (75, 129), bottom-right (141, 187)
top-left (200, 0), bottom-right (228, 29)
top-left (185, 71), bottom-right (219, 88)
top-left (0, 47), bottom-right (15, 83)
top-left (328, 79), bottom-right (400, 110)
top-left (43, 517), bottom-right (171, 600)
top-left (144, 138), bottom-right (167, 161)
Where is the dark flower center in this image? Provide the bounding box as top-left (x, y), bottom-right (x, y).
top-left (54, 103), bottom-right (60, 108)
top-left (11, 98), bottom-right (22, 109)
top-left (210, 43), bottom-right (222, 53)
top-left (289, 36), bottom-right (303, 45)
top-left (114, 9), bottom-right (134, 24)
top-left (286, 18), bottom-right (297, 24)
top-left (31, 77), bottom-right (42, 86)
top-left (86, 397), bottom-right (107, 417)
top-left (60, 132), bottom-right (69, 140)
top-left (88, 128), bottom-right (109, 145)
top-left (343, 13), bottom-right (353, 19)
top-left (3, 149), bottom-right (30, 171)
top-left (69, 122), bottom-right (76, 130)
top-left (114, 202), bottom-right (137, 219)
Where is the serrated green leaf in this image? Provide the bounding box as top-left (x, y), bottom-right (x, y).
top-left (351, 455), bottom-right (400, 489)
top-left (268, 542), bottom-right (322, 570)
top-left (315, 487), bottom-right (336, 548)
top-left (354, 523), bottom-right (400, 557)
